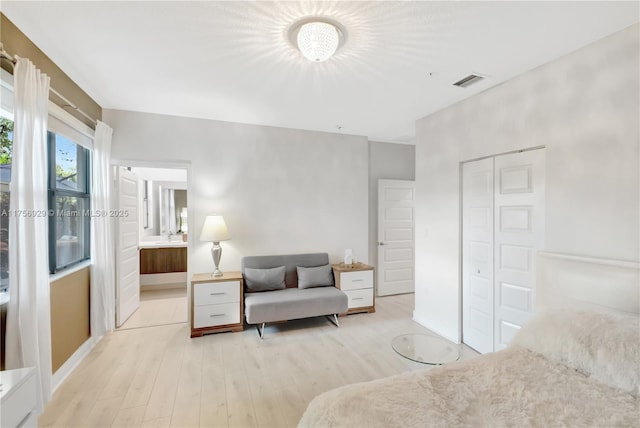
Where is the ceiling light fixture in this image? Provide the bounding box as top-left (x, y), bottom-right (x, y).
top-left (290, 18), bottom-right (346, 63)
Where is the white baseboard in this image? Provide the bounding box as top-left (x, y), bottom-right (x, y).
top-left (412, 311), bottom-right (461, 344)
top-left (51, 335), bottom-right (99, 392)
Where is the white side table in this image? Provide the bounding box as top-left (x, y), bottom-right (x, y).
top-left (332, 263), bottom-right (376, 315)
top-left (0, 367), bottom-right (37, 428)
top-left (190, 272), bottom-right (244, 337)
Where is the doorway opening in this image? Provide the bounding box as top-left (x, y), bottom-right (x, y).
top-left (115, 165), bottom-right (189, 330)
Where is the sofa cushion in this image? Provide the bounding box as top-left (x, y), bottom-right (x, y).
top-left (245, 287), bottom-right (348, 324)
top-left (242, 253), bottom-right (330, 289)
top-left (297, 264), bottom-right (334, 289)
top-left (244, 266), bottom-right (286, 292)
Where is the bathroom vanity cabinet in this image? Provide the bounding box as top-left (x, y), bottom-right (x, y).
top-left (140, 247), bottom-right (187, 274)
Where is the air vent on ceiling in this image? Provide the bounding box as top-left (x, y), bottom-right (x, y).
top-left (453, 74), bottom-right (484, 88)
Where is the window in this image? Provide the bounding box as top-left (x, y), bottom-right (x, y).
top-left (48, 132), bottom-right (90, 273)
top-left (0, 116), bottom-right (12, 294)
top-left (0, 69), bottom-right (13, 370)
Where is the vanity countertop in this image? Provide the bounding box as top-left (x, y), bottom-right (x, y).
top-left (139, 240), bottom-right (187, 249)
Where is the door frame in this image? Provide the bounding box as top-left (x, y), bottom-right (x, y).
top-left (458, 145), bottom-right (545, 346)
top-left (111, 159), bottom-right (192, 326)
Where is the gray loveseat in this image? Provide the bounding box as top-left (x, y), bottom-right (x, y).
top-left (242, 253), bottom-right (348, 338)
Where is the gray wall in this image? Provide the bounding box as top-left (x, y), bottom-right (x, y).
top-left (105, 109), bottom-right (370, 276)
top-left (414, 24), bottom-right (639, 341)
top-left (368, 141), bottom-right (415, 267)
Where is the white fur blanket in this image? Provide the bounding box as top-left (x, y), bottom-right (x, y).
top-left (298, 346), bottom-right (639, 427)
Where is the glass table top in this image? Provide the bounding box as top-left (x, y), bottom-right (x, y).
top-left (392, 334), bottom-right (461, 365)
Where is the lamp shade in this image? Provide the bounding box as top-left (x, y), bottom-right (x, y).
top-left (199, 215), bottom-right (230, 242)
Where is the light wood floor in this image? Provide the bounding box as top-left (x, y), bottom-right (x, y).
top-left (40, 294), bottom-right (478, 428)
top-left (118, 289), bottom-right (187, 330)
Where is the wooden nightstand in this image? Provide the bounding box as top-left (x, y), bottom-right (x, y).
top-left (332, 263), bottom-right (375, 315)
top-left (191, 272), bottom-right (244, 337)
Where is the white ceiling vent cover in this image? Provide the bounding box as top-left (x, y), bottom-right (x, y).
top-left (453, 74), bottom-right (485, 88)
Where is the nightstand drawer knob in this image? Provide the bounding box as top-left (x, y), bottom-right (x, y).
top-left (210, 292), bottom-right (226, 296)
top-left (210, 313), bottom-right (225, 317)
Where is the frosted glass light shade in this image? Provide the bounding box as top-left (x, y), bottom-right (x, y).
top-left (297, 21), bottom-right (339, 62)
top-left (180, 208), bottom-right (188, 233)
top-left (199, 215), bottom-right (230, 242)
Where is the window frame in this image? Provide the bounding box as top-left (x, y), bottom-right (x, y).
top-left (47, 131), bottom-right (92, 274)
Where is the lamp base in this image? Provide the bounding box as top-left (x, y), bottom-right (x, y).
top-left (211, 241), bottom-right (223, 277)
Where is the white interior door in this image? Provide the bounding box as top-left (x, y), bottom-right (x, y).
top-left (116, 167), bottom-right (140, 327)
top-left (377, 179), bottom-right (415, 296)
top-left (462, 158), bottom-right (495, 354)
top-left (494, 150), bottom-right (545, 350)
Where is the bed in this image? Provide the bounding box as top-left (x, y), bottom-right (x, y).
top-left (298, 252), bottom-right (640, 427)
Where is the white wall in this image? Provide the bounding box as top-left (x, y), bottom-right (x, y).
top-left (105, 109), bottom-right (369, 276)
top-left (368, 141), bottom-right (415, 266)
top-left (414, 24), bottom-right (639, 342)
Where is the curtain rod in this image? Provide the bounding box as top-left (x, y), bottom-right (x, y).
top-left (0, 44), bottom-right (98, 126)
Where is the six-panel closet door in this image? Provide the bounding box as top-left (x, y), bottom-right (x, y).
top-left (462, 157), bottom-right (495, 354)
top-left (462, 149), bottom-right (545, 354)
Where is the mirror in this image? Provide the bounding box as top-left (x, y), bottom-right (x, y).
top-left (158, 184), bottom-right (187, 237)
top-left (129, 167), bottom-right (188, 241)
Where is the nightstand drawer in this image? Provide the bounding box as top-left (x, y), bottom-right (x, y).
top-left (194, 302), bottom-right (240, 328)
top-left (345, 288), bottom-right (374, 309)
top-left (194, 280), bottom-right (240, 306)
top-left (340, 270), bottom-right (374, 291)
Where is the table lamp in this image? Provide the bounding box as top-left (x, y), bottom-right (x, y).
top-left (200, 214), bottom-right (230, 277)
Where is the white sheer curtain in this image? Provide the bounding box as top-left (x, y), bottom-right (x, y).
top-left (90, 121), bottom-right (115, 337)
top-left (6, 56), bottom-right (52, 411)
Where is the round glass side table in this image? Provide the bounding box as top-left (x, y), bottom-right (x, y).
top-left (392, 334), bottom-right (461, 365)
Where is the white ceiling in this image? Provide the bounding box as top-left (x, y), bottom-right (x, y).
top-left (3, 1), bottom-right (638, 143)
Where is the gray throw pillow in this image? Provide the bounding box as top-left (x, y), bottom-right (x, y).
top-left (244, 266), bottom-right (286, 292)
top-left (297, 264), bottom-right (334, 289)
